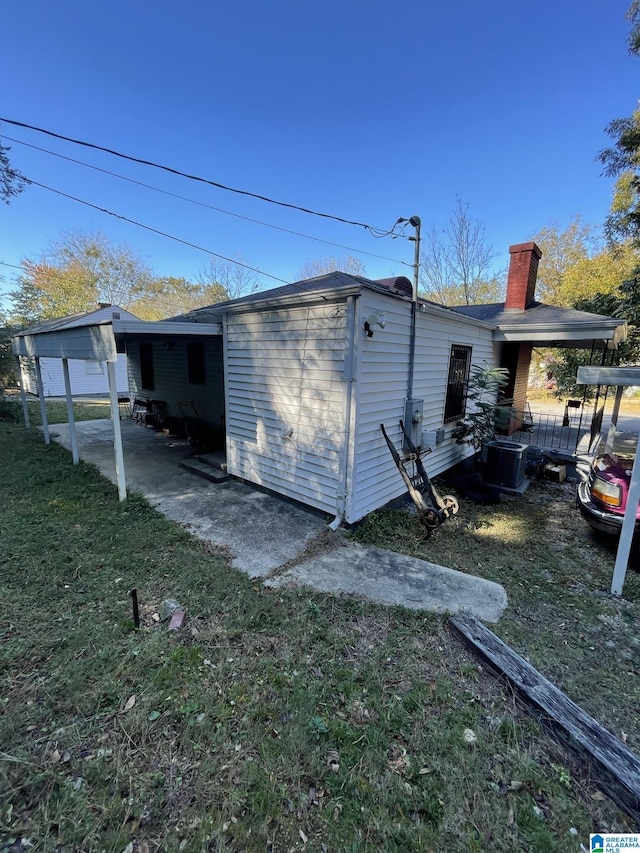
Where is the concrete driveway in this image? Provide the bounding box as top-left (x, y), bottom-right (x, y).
top-left (46, 418), bottom-right (507, 622)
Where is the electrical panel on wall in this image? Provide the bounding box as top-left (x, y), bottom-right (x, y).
top-left (403, 398), bottom-right (423, 450)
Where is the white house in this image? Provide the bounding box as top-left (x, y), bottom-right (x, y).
top-left (12, 242), bottom-right (627, 522)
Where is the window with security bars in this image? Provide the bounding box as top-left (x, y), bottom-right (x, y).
top-left (444, 344), bottom-right (472, 423)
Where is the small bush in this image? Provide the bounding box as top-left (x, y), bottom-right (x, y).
top-left (0, 398), bottom-right (22, 423)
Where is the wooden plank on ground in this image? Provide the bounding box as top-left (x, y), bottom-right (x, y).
top-left (449, 612), bottom-right (640, 822)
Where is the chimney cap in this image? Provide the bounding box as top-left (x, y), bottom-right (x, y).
top-left (509, 241), bottom-right (542, 259)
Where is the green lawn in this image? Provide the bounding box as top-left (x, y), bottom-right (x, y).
top-left (0, 425), bottom-right (636, 851)
top-left (0, 396), bottom-right (112, 426)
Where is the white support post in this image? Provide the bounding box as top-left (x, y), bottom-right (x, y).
top-left (34, 357), bottom-right (50, 445)
top-left (605, 385), bottom-right (624, 455)
top-left (611, 447), bottom-right (640, 596)
top-left (62, 358), bottom-right (79, 465)
top-left (107, 360), bottom-right (127, 501)
top-left (15, 356), bottom-right (30, 428)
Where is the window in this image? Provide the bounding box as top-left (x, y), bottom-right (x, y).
top-left (85, 361), bottom-right (104, 376)
top-left (187, 341), bottom-right (206, 385)
top-left (139, 342), bottom-right (155, 390)
top-left (444, 344), bottom-right (472, 423)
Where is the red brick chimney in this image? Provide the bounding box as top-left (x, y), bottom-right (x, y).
top-left (504, 242), bottom-right (542, 311)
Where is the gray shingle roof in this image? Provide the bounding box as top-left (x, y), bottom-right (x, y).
top-left (450, 301), bottom-right (621, 327)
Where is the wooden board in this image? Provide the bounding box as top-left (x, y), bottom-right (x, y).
top-left (450, 612), bottom-right (640, 822)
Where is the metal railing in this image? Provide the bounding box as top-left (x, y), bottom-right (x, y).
top-left (509, 406), bottom-right (594, 454)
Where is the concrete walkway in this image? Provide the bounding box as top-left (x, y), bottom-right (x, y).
top-left (45, 418), bottom-right (507, 622)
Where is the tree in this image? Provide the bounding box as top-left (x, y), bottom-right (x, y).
top-left (0, 137), bottom-right (27, 204)
top-left (598, 4), bottom-right (640, 250)
top-left (196, 257), bottom-right (264, 302)
top-left (295, 256), bottom-right (367, 281)
top-left (419, 199), bottom-right (502, 305)
top-left (10, 230), bottom-right (155, 324)
top-left (130, 277), bottom-right (209, 320)
top-left (11, 259), bottom-right (99, 325)
top-left (531, 217), bottom-right (599, 304)
top-left (559, 242), bottom-right (639, 306)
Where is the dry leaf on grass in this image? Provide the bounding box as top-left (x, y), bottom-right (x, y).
top-left (122, 695), bottom-right (136, 713)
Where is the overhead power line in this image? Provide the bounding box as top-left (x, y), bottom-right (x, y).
top-left (0, 117), bottom-right (402, 238)
top-left (2, 134), bottom-right (406, 266)
top-left (28, 179), bottom-right (290, 285)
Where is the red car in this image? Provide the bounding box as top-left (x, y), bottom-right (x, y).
top-left (577, 454), bottom-right (640, 535)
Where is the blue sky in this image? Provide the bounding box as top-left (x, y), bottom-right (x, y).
top-left (1, 0), bottom-right (637, 307)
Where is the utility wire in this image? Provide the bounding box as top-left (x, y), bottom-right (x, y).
top-left (0, 117), bottom-right (403, 238)
top-left (27, 179), bottom-right (290, 285)
top-left (2, 134), bottom-right (406, 265)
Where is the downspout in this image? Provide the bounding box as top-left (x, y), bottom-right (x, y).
top-left (329, 295), bottom-right (358, 530)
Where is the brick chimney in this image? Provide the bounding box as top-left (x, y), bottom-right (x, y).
top-left (504, 242), bottom-right (542, 311)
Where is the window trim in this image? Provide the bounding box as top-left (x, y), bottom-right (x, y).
top-left (443, 344), bottom-right (472, 424)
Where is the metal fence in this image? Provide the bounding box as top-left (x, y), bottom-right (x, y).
top-left (510, 405), bottom-right (598, 454)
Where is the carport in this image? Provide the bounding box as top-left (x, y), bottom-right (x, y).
top-left (11, 315), bottom-right (221, 501)
top-left (577, 365), bottom-right (640, 596)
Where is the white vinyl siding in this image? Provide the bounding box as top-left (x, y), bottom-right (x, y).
top-left (22, 352), bottom-right (129, 396)
top-left (412, 307), bottom-right (497, 475)
top-left (347, 292), bottom-right (411, 522)
top-left (224, 304), bottom-right (347, 515)
top-left (347, 292), bottom-right (497, 523)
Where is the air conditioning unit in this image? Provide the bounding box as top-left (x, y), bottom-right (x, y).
top-left (484, 440), bottom-right (528, 489)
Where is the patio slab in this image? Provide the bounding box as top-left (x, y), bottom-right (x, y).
top-left (45, 418), bottom-right (507, 621)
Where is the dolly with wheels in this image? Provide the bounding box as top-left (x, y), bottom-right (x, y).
top-left (381, 421), bottom-right (459, 534)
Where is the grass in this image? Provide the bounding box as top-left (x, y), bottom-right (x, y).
top-left (1, 394), bottom-right (112, 427)
top-left (353, 479), bottom-right (640, 758)
top-left (0, 425), bottom-right (638, 851)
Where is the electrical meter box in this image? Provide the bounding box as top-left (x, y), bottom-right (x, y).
top-left (403, 398), bottom-right (424, 450)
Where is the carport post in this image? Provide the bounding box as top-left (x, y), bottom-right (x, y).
top-left (61, 358), bottom-right (79, 465)
top-left (611, 447), bottom-right (640, 596)
top-left (106, 360), bottom-right (127, 501)
top-left (605, 385), bottom-right (624, 454)
top-left (34, 357), bottom-right (50, 445)
top-left (15, 356), bottom-right (30, 428)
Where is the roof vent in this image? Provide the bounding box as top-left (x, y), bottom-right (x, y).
top-left (375, 276), bottom-right (413, 298)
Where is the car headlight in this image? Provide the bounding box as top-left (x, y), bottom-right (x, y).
top-left (591, 475), bottom-right (623, 507)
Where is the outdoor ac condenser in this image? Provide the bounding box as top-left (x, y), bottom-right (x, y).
top-left (484, 440), bottom-right (528, 489)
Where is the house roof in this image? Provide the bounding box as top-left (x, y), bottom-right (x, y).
top-left (14, 305), bottom-right (138, 337)
top-left (450, 300), bottom-right (627, 347)
top-left (167, 271), bottom-right (490, 329)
